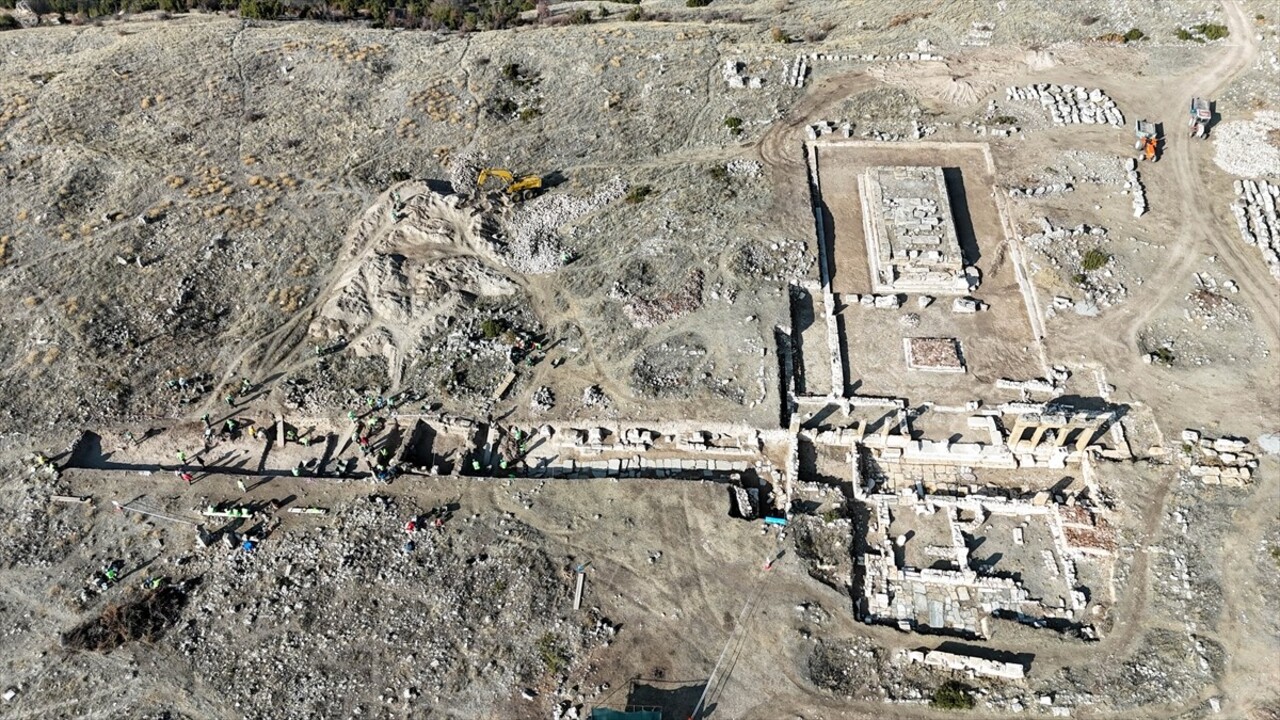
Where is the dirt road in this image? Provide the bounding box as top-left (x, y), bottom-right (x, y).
top-left (1120, 0), bottom-right (1274, 357)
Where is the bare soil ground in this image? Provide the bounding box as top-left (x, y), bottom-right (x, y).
top-left (816, 142), bottom-right (1042, 401)
top-left (1, 0), bottom-right (1278, 718)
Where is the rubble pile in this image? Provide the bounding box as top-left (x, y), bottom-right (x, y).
top-left (1023, 218), bottom-right (1132, 313)
top-left (1185, 275), bottom-right (1249, 329)
top-left (1007, 182), bottom-right (1072, 198)
top-left (446, 150), bottom-right (482, 196)
top-left (1124, 158), bottom-right (1147, 217)
top-left (1060, 150), bottom-right (1129, 185)
top-left (1229, 178), bottom-right (1280, 281)
top-left (620, 269), bottom-right (704, 328)
top-left (581, 385), bottom-right (607, 409)
top-left (1005, 84), bottom-right (1124, 127)
top-left (909, 119), bottom-right (938, 139)
top-left (951, 296), bottom-right (986, 313)
top-left (0, 482), bottom-right (82, 569)
top-left (169, 498), bottom-right (612, 717)
top-left (964, 21), bottom-right (996, 46)
top-left (530, 386), bottom-right (555, 414)
top-left (806, 120), bottom-right (851, 139)
top-left (721, 59), bottom-right (765, 89)
top-left (791, 517), bottom-right (855, 591)
top-left (804, 50), bottom-right (945, 63)
top-left (729, 238), bottom-right (812, 285)
top-left (505, 178), bottom-right (626, 274)
top-left (1212, 110), bottom-right (1280, 178)
top-left (785, 54), bottom-right (808, 88)
top-left (852, 293), bottom-right (903, 309)
top-left (905, 337), bottom-right (964, 370)
top-left (629, 337), bottom-right (744, 403)
top-left (1179, 429), bottom-right (1257, 486)
top-left (966, 120), bottom-right (1019, 137)
top-left (973, 100), bottom-right (1019, 137)
top-left (856, 122), bottom-right (938, 142)
top-left (310, 184), bottom-right (519, 375)
top-left (806, 637), bottom-right (897, 701)
top-left (725, 159), bottom-right (763, 178)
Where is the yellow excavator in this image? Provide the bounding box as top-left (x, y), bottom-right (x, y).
top-left (477, 168), bottom-right (542, 201)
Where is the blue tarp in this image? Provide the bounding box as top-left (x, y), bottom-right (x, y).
top-left (590, 709), bottom-right (662, 720)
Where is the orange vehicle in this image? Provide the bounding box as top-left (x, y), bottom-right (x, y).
top-left (1134, 119), bottom-right (1160, 163)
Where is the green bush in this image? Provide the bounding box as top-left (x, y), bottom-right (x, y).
top-left (724, 116), bottom-right (744, 135)
top-left (480, 318), bottom-right (504, 339)
top-left (537, 632), bottom-right (569, 675)
top-left (0, 13), bottom-right (20, 29)
top-left (625, 185), bottom-right (653, 204)
top-left (931, 681), bottom-right (975, 710)
top-left (1123, 27), bottom-right (1145, 41)
top-left (518, 106), bottom-right (541, 122)
top-left (686, 0), bottom-right (711, 6)
top-left (1175, 27), bottom-right (1195, 41)
top-left (567, 8), bottom-right (591, 24)
top-left (1151, 347), bottom-right (1175, 365)
top-left (1081, 248), bottom-right (1110, 272)
top-left (238, 0), bottom-right (281, 19)
top-left (1194, 22), bottom-right (1229, 40)
top-left (485, 96), bottom-right (518, 118)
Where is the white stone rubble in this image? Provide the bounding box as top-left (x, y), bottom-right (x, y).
top-left (785, 54), bottom-right (808, 88)
top-left (722, 59), bottom-right (765, 89)
top-left (1212, 111), bottom-right (1280, 178)
top-left (1229, 178), bottom-right (1280, 281)
top-left (506, 177), bottom-right (626, 274)
top-left (1005, 84), bottom-right (1124, 127)
top-left (1125, 158), bottom-right (1147, 217)
top-left (1008, 182), bottom-right (1073, 198)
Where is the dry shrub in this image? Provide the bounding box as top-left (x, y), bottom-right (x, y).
top-left (887, 11), bottom-right (929, 28)
top-left (1191, 288), bottom-right (1228, 309)
top-left (62, 586), bottom-right (189, 652)
top-left (268, 285), bottom-right (308, 313)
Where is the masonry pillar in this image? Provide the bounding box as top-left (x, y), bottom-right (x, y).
top-left (1074, 425), bottom-right (1092, 453)
top-left (1008, 419), bottom-right (1030, 447)
top-left (1029, 425), bottom-right (1049, 447)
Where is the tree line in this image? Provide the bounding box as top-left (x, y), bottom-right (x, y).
top-left (4, 0), bottom-right (538, 31)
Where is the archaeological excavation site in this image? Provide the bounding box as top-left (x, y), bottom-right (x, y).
top-left (0, 1), bottom-right (1277, 719)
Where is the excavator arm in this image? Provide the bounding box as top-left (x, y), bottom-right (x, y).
top-left (477, 168), bottom-right (515, 188)
top-left (478, 167), bottom-right (542, 201)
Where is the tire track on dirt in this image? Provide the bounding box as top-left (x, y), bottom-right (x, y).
top-left (1120, 0), bottom-right (1266, 354)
